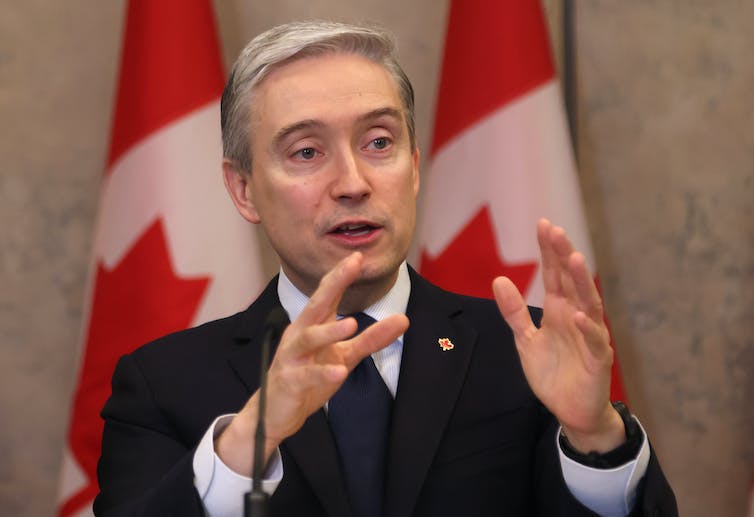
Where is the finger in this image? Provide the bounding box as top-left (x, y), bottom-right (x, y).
top-left (339, 314), bottom-right (409, 368)
top-left (296, 252), bottom-right (363, 327)
top-left (279, 317), bottom-right (358, 359)
top-left (548, 224), bottom-right (588, 308)
top-left (573, 311), bottom-right (612, 363)
top-left (283, 362), bottom-right (350, 390)
top-left (568, 252), bottom-right (604, 322)
top-left (492, 276), bottom-right (537, 344)
top-left (549, 223), bottom-right (576, 262)
top-left (537, 219), bottom-right (563, 294)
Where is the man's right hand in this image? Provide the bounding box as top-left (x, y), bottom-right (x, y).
top-left (214, 252), bottom-right (409, 476)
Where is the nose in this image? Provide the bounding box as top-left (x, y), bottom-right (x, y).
top-left (330, 148), bottom-right (371, 202)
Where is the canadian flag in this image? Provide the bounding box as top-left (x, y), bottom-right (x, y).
top-left (417, 0), bottom-right (627, 401)
top-left (56, 1), bottom-right (265, 516)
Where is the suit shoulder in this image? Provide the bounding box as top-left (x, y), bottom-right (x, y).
top-left (457, 294), bottom-right (542, 327)
top-left (408, 267), bottom-right (542, 326)
top-left (129, 308), bottom-right (249, 363)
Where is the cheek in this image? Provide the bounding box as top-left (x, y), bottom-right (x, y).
top-left (267, 181), bottom-right (321, 227)
top-left (257, 173), bottom-right (305, 207)
top-left (397, 172), bottom-right (419, 204)
top-left (288, 180), bottom-right (320, 209)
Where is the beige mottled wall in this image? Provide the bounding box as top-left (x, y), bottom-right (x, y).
top-left (574, 2), bottom-right (754, 515)
top-left (0, 1), bottom-right (751, 516)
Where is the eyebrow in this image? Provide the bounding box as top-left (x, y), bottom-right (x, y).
top-left (272, 119), bottom-right (325, 149)
top-left (271, 107), bottom-right (405, 149)
top-left (358, 107), bottom-right (404, 124)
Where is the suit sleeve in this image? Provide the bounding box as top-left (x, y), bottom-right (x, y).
top-left (93, 354), bottom-right (206, 517)
top-left (532, 411), bottom-right (677, 516)
top-left (524, 306), bottom-right (677, 516)
top-left (630, 445), bottom-right (678, 516)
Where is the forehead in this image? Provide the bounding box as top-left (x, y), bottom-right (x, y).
top-left (250, 53), bottom-right (404, 133)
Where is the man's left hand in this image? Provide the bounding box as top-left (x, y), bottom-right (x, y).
top-left (492, 219), bottom-right (625, 453)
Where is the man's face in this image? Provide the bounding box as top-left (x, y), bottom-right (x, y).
top-left (234, 53), bottom-right (420, 298)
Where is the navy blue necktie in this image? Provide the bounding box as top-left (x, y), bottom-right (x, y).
top-left (328, 313), bottom-right (392, 517)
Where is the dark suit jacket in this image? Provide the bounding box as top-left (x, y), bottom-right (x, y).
top-left (94, 268), bottom-right (677, 516)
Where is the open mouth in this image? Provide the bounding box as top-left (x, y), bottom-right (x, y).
top-left (329, 223), bottom-right (378, 237)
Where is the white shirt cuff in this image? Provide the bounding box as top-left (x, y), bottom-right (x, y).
top-left (193, 414), bottom-right (284, 517)
top-left (558, 417), bottom-right (650, 517)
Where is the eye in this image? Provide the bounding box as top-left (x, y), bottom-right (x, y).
top-left (366, 137), bottom-right (391, 151)
top-left (292, 147), bottom-right (318, 160)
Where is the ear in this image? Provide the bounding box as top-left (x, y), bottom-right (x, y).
top-left (222, 159), bottom-right (261, 224)
top-left (411, 147), bottom-right (421, 197)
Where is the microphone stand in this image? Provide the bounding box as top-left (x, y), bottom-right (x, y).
top-left (245, 308), bottom-right (285, 517)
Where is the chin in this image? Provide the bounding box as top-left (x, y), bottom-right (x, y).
top-left (354, 259), bottom-right (401, 288)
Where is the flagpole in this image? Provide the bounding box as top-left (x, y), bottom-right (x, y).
top-left (562, 0), bottom-right (578, 161)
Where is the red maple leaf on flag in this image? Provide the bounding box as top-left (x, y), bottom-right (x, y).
top-left (419, 205), bottom-right (538, 299)
top-left (61, 219), bottom-right (209, 515)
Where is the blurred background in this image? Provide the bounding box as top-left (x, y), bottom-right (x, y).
top-left (1, 0), bottom-right (752, 515)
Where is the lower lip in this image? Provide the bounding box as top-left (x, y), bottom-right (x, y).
top-left (327, 227), bottom-right (383, 247)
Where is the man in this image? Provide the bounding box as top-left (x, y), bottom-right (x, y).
top-left (94, 21), bottom-right (676, 516)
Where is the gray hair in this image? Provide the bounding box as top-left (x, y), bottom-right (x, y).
top-left (221, 21), bottom-right (416, 172)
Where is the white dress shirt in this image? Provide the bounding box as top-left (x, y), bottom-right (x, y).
top-left (194, 262), bottom-right (650, 517)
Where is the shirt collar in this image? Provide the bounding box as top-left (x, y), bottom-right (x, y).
top-left (277, 262), bottom-right (411, 323)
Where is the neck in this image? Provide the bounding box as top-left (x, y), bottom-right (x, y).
top-left (336, 271), bottom-right (398, 314)
top-left (281, 265), bottom-right (401, 315)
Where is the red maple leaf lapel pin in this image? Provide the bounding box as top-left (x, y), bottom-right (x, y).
top-left (438, 338), bottom-right (455, 352)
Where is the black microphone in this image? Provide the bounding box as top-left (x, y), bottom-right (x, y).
top-left (245, 306), bottom-right (288, 517)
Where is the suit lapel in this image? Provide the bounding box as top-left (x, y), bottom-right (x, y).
top-left (226, 276), bottom-right (282, 394)
top-left (226, 277), bottom-right (351, 517)
top-left (384, 269), bottom-right (478, 517)
top-left (284, 411), bottom-right (352, 517)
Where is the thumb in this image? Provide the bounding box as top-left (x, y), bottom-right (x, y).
top-left (492, 276), bottom-right (536, 343)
